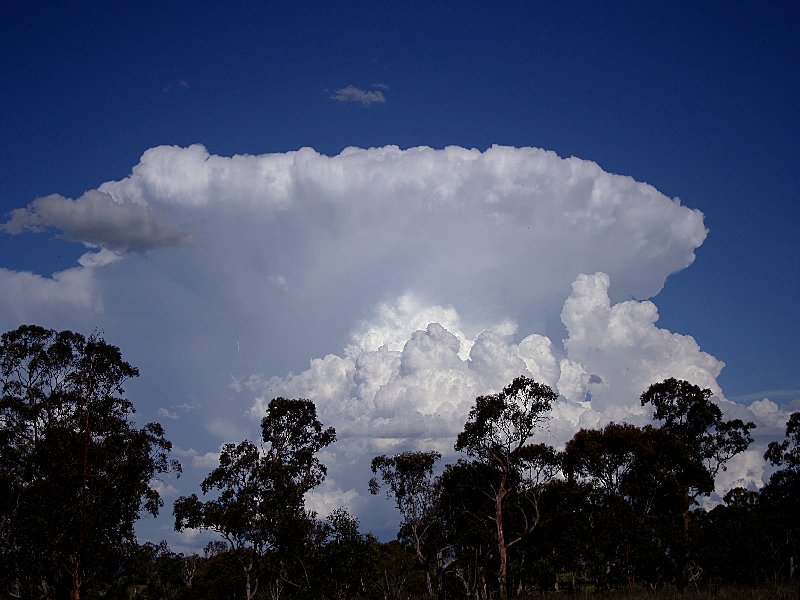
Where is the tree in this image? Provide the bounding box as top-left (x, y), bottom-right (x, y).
top-left (562, 423), bottom-right (647, 588)
top-left (369, 450), bottom-right (441, 597)
top-left (562, 423), bottom-right (689, 589)
top-left (640, 378), bottom-right (755, 586)
top-left (306, 508), bottom-right (381, 599)
top-left (436, 459), bottom-right (496, 600)
top-left (174, 397), bottom-right (335, 600)
top-left (761, 412), bottom-right (800, 580)
top-left (765, 412), bottom-right (800, 475)
top-left (641, 379), bottom-right (755, 495)
top-left (454, 376), bottom-right (559, 600)
top-left (0, 324), bottom-right (179, 600)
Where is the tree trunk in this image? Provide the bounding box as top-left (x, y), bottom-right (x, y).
top-left (245, 566), bottom-right (252, 600)
top-left (242, 556), bottom-right (259, 600)
top-left (495, 475), bottom-right (508, 600)
top-left (67, 555), bottom-right (81, 600)
top-left (679, 487), bottom-right (690, 590)
top-left (412, 523), bottom-right (434, 598)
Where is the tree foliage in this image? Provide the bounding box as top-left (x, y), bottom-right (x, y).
top-left (0, 324), bottom-right (179, 600)
top-left (760, 412), bottom-right (800, 580)
top-left (174, 397), bottom-right (335, 600)
top-left (640, 378), bottom-right (755, 587)
top-left (5, 323), bottom-right (797, 598)
top-left (454, 376), bottom-right (559, 600)
top-left (641, 378), bottom-right (755, 498)
top-left (369, 450), bottom-right (441, 596)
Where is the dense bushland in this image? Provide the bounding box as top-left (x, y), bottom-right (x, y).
top-left (2, 326), bottom-right (797, 599)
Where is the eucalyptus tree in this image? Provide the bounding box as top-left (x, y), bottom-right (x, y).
top-left (765, 412), bottom-right (800, 476)
top-left (640, 378), bottom-right (755, 586)
top-left (0, 324), bottom-right (179, 600)
top-left (174, 397), bottom-right (335, 600)
top-left (369, 450), bottom-right (441, 596)
top-left (454, 376), bottom-right (559, 600)
top-left (761, 412), bottom-right (800, 580)
top-left (562, 422), bottom-right (687, 588)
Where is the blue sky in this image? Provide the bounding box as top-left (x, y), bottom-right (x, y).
top-left (1, 1), bottom-right (798, 546)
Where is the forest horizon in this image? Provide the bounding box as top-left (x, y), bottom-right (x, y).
top-left (2, 324), bottom-right (798, 599)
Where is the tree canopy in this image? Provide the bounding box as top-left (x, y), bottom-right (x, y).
top-left (0, 324), bottom-right (179, 600)
top-left (3, 324), bottom-right (795, 599)
top-left (174, 397), bottom-right (336, 600)
top-left (455, 376), bottom-right (560, 600)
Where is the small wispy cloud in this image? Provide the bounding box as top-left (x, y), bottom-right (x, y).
top-left (163, 79), bottom-right (189, 94)
top-left (330, 84), bottom-right (387, 106)
top-left (157, 407), bottom-right (179, 420)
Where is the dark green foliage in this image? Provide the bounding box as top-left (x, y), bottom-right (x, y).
top-left (174, 396), bottom-right (336, 600)
top-left (641, 379), bottom-right (755, 498)
top-left (454, 376), bottom-right (560, 600)
top-left (765, 412), bottom-right (800, 473)
top-left (0, 324), bottom-right (179, 599)
top-left (307, 509), bottom-right (380, 598)
top-left (3, 325), bottom-right (794, 598)
top-left (759, 412), bottom-right (800, 581)
top-left (436, 459), bottom-right (497, 597)
top-left (641, 379), bottom-right (755, 588)
top-left (370, 450), bottom-right (441, 596)
top-left (560, 423), bottom-right (681, 589)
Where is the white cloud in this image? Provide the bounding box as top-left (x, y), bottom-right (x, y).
top-left (158, 407), bottom-right (179, 420)
top-left (163, 79), bottom-right (189, 93)
top-left (150, 478), bottom-right (179, 498)
top-left (174, 447), bottom-right (222, 470)
top-left (305, 478), bottom-right (360, 519)
top-left (0, 251), bottom-right (106, 325)
top-left (560, 272), bottom-right (725, 416)
top-left (0, 144), bottom-right (729, 541)
top-left (329, 85), bottom-right (386, 105)
top-left (249, 273), bottom-right (790, 521)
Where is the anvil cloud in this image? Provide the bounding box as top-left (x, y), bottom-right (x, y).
top-left (1, 144), bottom-right (782, 545)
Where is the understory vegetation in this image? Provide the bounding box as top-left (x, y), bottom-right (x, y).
top-left (2, 325), bottom-right (798, 599)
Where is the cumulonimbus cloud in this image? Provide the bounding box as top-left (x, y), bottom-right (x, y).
top-left (2, 143), bottom-right (775, 543)
top-left (250, 273), bottom-right (790, 519)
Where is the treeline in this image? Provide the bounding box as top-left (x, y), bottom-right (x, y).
top-left (1, 325), bottom-right (798, 599)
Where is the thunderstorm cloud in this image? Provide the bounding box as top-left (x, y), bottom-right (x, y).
top-left (0, 144), bottom-right (787, 541)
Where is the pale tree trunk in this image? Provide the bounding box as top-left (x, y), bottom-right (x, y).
top-left (411, 523), bottom-right (434, 598)
top-left (242, 555), bottom-right (259, 600)
top-left (495, 474), bottom-right (508, 600)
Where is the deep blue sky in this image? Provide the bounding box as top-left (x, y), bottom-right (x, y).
top-left (2, 0), bottom-right (798, 399)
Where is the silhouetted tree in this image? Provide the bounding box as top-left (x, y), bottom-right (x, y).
top-left (0, 325), bottom-right (179, 600)
top-left (437, 459), bottom-right (495, 599)
top-left (454, 376), bottom-right (559, 600)
top-left (641, 378), bottom-right (755, 587)
top-left (370, 450), bottom-right (441, 596)
top-left (174, 397), bottom-right (335, 600)
top-left (761, 412), bottom-right (800, 580)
